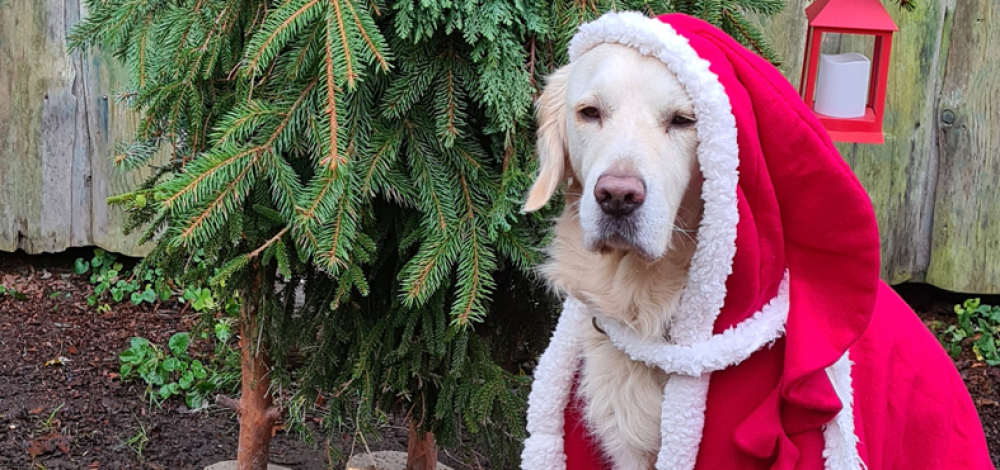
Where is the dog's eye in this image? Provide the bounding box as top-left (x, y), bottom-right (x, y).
top-left (579, 106), bottom-right (601, 121)
top-left (671, 114), bottom-right (695, 127)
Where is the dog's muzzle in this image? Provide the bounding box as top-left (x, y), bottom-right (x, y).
top-left (592, 173), bottom-right (648, 252)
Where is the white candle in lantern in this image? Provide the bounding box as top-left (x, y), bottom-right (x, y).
top-left (813, 52), bottom-right (872, 119)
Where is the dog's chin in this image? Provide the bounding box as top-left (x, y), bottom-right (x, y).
top-left (587, 231), bottom-right (663, 264)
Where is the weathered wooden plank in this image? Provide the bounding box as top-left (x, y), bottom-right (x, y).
top-left (755, 0), bottom-right (954, 287)
top-left (67, 0), bottom-right (93, 249)
top-left (80, 30), bottom-right (159, 257)
top-left (0, 0), bottom-right (152, 257)
top-left (927, 0), bottom-right (1000, 294)
top-left (0, 0), bottom-right (79, 254)
top-left (833, 1), bottom-right (950, 286)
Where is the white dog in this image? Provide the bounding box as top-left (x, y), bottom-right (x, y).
top-left (522, 42), bottom-right (704, 469)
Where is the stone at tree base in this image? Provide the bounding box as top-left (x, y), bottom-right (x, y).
top-left (203, 460), bottom-right (291, 470)
top-left (346, 451), bottom-right (454, 470)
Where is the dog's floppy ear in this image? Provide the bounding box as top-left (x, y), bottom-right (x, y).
top-left (523, 65), bottom-right (572, 213)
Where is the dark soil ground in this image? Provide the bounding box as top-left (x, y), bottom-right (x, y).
top-left (1, 250), bottom-right (997, 469)
top-left (0, 250), bottom-right (477, 470)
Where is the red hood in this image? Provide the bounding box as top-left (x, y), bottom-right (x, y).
top-left (659, 12), bottom-right (881, 461)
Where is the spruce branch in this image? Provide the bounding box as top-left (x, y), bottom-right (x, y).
top-left (322, 13), bottom-right (345, 171)
top-left (328, 0), bottom-right (358, 88)
top-left (249, 227), bottom-right (291, 260)
top-left (344, 0), bottom-right (391, 71)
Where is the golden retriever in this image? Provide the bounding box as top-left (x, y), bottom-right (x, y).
top-left (522, 43), bottom-right (705, 469)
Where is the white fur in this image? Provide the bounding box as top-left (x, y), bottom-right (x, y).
top-left (824, 351), bottom-right (867, 470)
top-left (595, 270), bottom-right (789, 376)
top-left (522, 297), bottom-right (589, 470)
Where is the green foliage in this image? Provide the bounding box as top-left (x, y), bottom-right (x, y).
top-left (939, 298), bottom-right (1000, 366)
top-left (69, 0), bottom-right (784, 465)
top-left (119, 326), bottom-right (239, 408)
top-left (116, 415), bottom-right (151, 461)
top-left (76, 249), bottom-right (169, 308)
top-left (0, 285), bottom-right (27, 301)
top-left (76, 248), bottom-right (240, 317)
top-left (38, 403), bottom-right (65, 433)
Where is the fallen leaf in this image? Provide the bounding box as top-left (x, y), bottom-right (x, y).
top-left (26, 441), bottom-right (46, 458)
top-left (44, 356), bottom-right (71, 367)
top-left (25, 432), bottom-right (69, 458)
top-left (68, 345), bottom-right (78, 355)
top-left (55, 437), bottom-right (69, 454)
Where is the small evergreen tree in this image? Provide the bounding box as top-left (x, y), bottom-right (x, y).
top-left (69, 1), bottom-right (790, 469)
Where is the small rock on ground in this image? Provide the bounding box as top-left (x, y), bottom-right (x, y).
top-left (346, 451), bottom-right (454, 470)
top-left (204, 460), bottom-right (292, 470)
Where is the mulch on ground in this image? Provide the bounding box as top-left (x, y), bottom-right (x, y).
top-left (0, 251), bottom-right (475, 470)
top-left (1, 251), bottom-right (997, 469)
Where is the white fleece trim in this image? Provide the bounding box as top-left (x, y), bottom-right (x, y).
top-left (823, 351), bottom-right (867, 470)
top-left (521, 297), bottom-right (589, 470)
top-left (595, 270), bottom-right (789, 376)
top-left (567, 12), bottom-right (740, 470)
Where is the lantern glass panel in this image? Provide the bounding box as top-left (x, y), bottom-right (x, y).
top-left (819, 33), bottom-right (875, 59)
top-left (806, 32), bottom-right (877, 109)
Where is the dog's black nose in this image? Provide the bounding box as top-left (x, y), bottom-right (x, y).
top-left (594, 174), bottom-right (645, 217)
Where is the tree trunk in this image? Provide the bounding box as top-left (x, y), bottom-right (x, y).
top-left (406, 418), bottom-right (438, 470)
top-left (235, 278), bottom-right (279, 470)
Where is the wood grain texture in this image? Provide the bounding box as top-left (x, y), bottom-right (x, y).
top-left (755, 0), bottom-right (999, 293)
top-left (927, 0), bottom-right (1000, 294)
top-left (832, 1), bottom-right (949, 286)
top-left (0, 0), bottom-right (151, 256)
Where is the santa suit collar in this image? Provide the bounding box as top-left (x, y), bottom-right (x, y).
top-left (522, 11), bottom-right (882, 470)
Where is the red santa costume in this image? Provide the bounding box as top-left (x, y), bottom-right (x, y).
top-left (521, 11), bottom-right (993, 470)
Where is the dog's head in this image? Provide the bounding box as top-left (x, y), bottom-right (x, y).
top-left (523, 43), bottom-right (702, 261)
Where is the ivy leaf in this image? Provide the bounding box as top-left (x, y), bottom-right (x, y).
top-left (186, 392), bottom-right (204, 410)
top-left (119, 348), bottom-right (144, 365)
top-left (190, 360), bottom-right (208, 380)
top-left (215, 321), bottom-right (231, 344)
top-left (162, 357), bottom-right (183, 372)
top-left (73, 258), bottom-right (89, 275)
top-left (179, 371), bottom-right (195, 390)
top-left (168, 333), bottom-right (190, 357)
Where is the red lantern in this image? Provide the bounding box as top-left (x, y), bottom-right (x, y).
top-left (799, 0), bottom-right (898, 144)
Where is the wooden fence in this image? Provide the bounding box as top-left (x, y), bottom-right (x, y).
top-left (755, 0), bottom-right (999, 294)
top-left (1, 0), bottom-right (155, 257)
top-left (1, 0), bottom-right (998, 293)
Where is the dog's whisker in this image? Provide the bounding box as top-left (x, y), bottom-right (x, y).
top-left (672, 226), bottom-right (697, 244)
